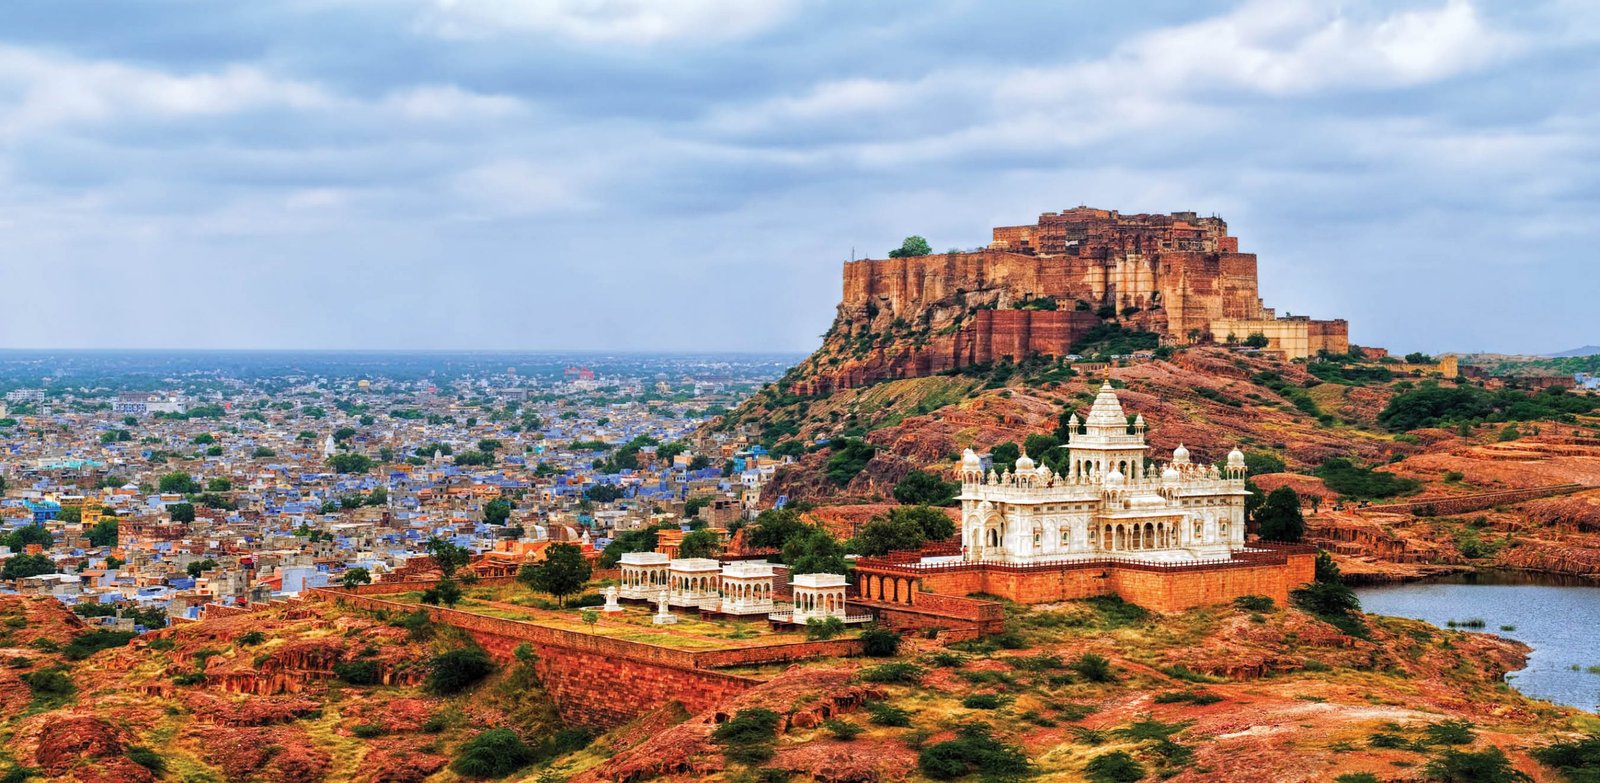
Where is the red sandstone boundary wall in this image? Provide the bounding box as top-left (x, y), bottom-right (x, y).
top-left (857, 545), bottom-right (1317, 613)
top-left (308, 587), bottom-right (867, 728)
top-left (1358, 484), bottom-right (1584, 517)
top-left (311, 589), bottom-right (762, 728)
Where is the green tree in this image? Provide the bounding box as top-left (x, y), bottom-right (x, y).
top-left (851, 513), bottom-right (929, 557)
top-left (482, 498), bottom-right (512, 526)
top-left (3, 553), bottom-right (56, 580)
top-left (426, 538), bottom-right (470, 578)
top-left (168, 503), bottom-right (196, 523)
top-left (1255, 487), bottom-right (1305, 543)
top-left (57, 506), bottom-right (82, 524)
top-left (887, 235), bottom-right (933, 258)
top-left (518, 543), bottom-right (591, 607)
top-left (158, 472), bottom-right (199, 494)
top-left (87, 520), bottom-right (118, 548)
top-left (6, 524), bottom-right (52, 550)
top-left (783, 526), bottom-right (849, 574)
top-left (1244, 332), bottom-right (1270, 349)
top-left (422, 578), bottom-right (463, 607)
top-left (989, 441), bottom-right (1020, 468)
top-left (328, 453), bottom-right (376, 474)
top-left (677, 529), bottom-right (721, 559)
top-left (333, 427), bottom-right (357, 443)
top-left (892, 470), bottom-right (960, 506)
top-left (341, 567), bottom-right (372, 588)
top-left (450, 728), bottom-right (537, 778)
top-left (824, 439), bottom-right (877, 485)
top-left (1422, 746), bottom-right (1530, 783)
top-left (206, 477), bottom-right (232, 492)
top-left (186, 558), bottom-right (218, 578)
top-left (426, 647), bottom-right (494, 695)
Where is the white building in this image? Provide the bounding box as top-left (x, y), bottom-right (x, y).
top-left (957, 381), bottom-right (1249, 564)
top-left (666, 557), bottom-right (722, 609)
top-left (617, 551), bottom-right (670, 600)
top-left (717, 561), bottom-right (776, 616)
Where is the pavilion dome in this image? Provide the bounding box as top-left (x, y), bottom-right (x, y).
top-left (1172, 443), bottom-right (1190, 464)
top-left (1014, 448), bottom-right (1035, 472)
top-left (960, 448), bottom-right (981, 469)
top-left (1162, 465), bottom-right (1181, 481)
top-left (1104, 467), bottom-right (1125, 485)
top-left (1227, 447), bottom-right (1246, 470)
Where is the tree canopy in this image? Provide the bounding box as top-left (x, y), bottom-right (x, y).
top-left (426, 537), bottom-right (471, 578)
top-left (518, 543), bottom-right (591, 606)
top-left (887, 235), bottom-right (933, 258)
top-left (892, 470), bottom-right (959, 506)
top-left (482, 498), bottom-right (512, 526)
top-left (677, 529), bottom-right (721, 559)
top-left (1254, 487), bottom-right (1305, 543)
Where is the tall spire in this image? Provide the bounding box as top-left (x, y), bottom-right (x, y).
top-left (1084, 381), bottom-right (1128, 431)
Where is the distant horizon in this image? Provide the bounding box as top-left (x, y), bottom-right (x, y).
top-left (0, 2), bottom-right (1596, 356)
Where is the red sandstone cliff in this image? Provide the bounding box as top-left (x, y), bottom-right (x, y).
top-left (788, 208), bottom-right (1319, 394)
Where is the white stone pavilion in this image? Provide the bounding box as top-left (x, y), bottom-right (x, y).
top-left (617, 551), bottom-right (669, 600)
top-left (667, 557), bottom-right (722, 609)
top-left (717, 561), bottom-right (776, 616)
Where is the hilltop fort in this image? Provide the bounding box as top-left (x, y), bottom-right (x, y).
top-left (793, 207), bottom-right (1347, 394)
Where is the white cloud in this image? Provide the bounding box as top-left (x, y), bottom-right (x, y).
top-left (449, 160), bottom-right (585, 218)
top-left (1101, 0), bottom-right (1522, 95)
top-left (418, 0), bottom-right (796, 44)
top-left (0, 46), bottom-right (333, 135)
top-left (381, 85), bottom-right (526, 120)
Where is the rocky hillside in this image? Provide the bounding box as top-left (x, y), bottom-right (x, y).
top-left (576, 595), bottom-right (1588, 783)
top-left (0, 595), bottom-right (570, 783)
top-left (724, 348), bottom-right (1412, 504)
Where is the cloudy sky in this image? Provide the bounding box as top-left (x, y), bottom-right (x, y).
top-left (0, 0), bottom-right (1595, 355)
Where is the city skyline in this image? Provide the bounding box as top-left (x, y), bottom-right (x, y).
top-left (1, 1), bottom-right (1596, 355)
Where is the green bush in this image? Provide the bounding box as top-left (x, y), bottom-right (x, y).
top-left (823, 719), bottom-right (863, 740)
top-left (858, 662), bottom-right (925, 684)
top-left (918, 724), bottom-right (1030, 780)
top-left (866, 701), bottom-right (911, 727)
top-left (21, 668), bottom-right (74, 707)
top-left (824, 439), bottom-right (877, 485)
top-left (806, 616), bottom-right (845, 640)
top-left (961, 693), bottom-right (1003, 709)
top-left (859, 628), bottom-right (901, 657)
top-left (333, 659), bottom-right (382, 686)
top-left (451, 728), bottom-right (537, 779)
top-left (1071, 653), bottom-right (1116, 683)
top-left (1369, 732), bottom-right (1410, 749)
top-left (1233, 595), bottom-right (1275, 612)
top-left (1530, 734), bottom-right (1600, 780)
top-left (238, 631), bottom-right (266, 646)
top-left (1421, 720), bottom-right (1475, 746)
top-left (426, 648), bottom-right (494, 695)
top-left (1334, 774), bottom-right (1380, 783)
top-left (1152, 690), bottom-right (1223, 705)
top-left (62, 630), bottom-right (137, 661)
top-left (1085, 750), bottom-right (1144, 783)
top-left (1422, 746), bottom-right (1531, 783)
top-left (351, 724), bottom-right (385, 738)
top-left (1315, 457), bottom-right (1422, 499)
top-left (714, 708), bottom-right (781, 764)
top-left (0, 766), bottom-right (36, 783)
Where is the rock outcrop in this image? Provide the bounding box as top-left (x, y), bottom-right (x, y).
top-left (790, 207), bottom-right (1347, 394)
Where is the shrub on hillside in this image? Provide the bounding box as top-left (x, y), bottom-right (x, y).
top-left (451, 728), bottom-right (537, 779)
top-left (426, 648), bottom-right (494, 695)
top-left (917, 723), bottom-right (1030, 781)
top-left (859, 628), bottom-right (901, 657)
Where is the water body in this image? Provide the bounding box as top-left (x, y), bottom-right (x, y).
top-left (1357, 571), bottom-right (1600, 711)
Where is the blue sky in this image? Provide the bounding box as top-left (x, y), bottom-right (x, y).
top-left (0, 0), bottom-right (1594, 355)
